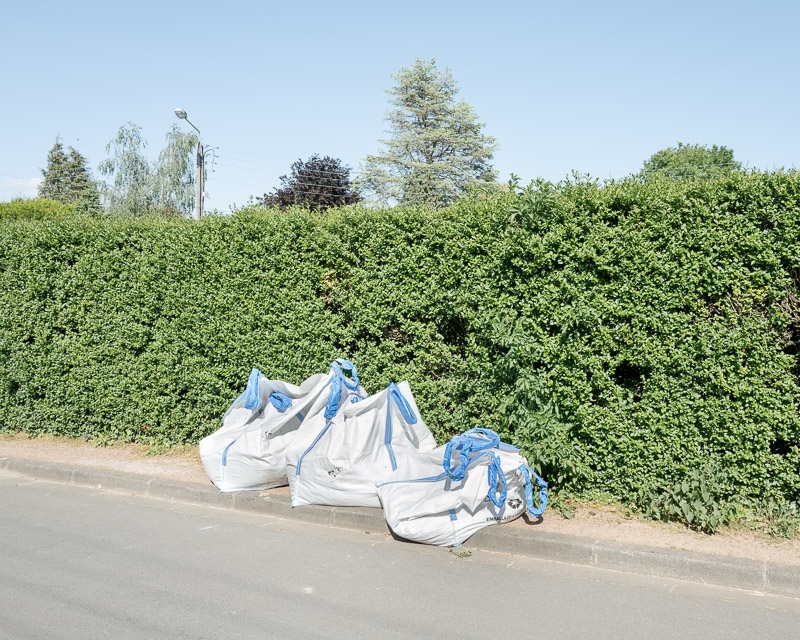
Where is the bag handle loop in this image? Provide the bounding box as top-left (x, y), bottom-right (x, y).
top-left (442, 428), bottom-right (502, 480)
top-left (384, 382), bottom-right (419, 471)
top-left (442, 437), bottom-right (473, 481)
top-left (324, 359), bottom-right (361, 419)
top-left (461, 428), bottom-right (501, 451)
top-left (486, 452), bottom-right (508, 508)
top-left (519, 465), bottom-right (548, 517)
top-left (242, 368), bottom-right (261, 410)
top-left (268, 392), bottom-right (292, 412)
top-left (330, 358), bottom-right (360, 390)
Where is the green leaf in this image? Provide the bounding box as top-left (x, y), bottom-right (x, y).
top-left (680, 500), bottom-right (694, 523)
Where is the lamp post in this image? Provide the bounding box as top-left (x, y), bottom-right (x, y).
top-left (174, 107), bottom-right (203, 220)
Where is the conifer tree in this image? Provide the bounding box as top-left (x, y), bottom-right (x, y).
top-left (38, 138), bottom-right (70, 201)
top-left (39, 137), bottom-right (101, 206)
top-left (358, 58), bottom-right (497, 208)
top-left (63, 147), bottom-right (99, 203)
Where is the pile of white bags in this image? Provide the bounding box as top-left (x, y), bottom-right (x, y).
top-left (200, 359), bottom-right (548, 546)
top-left (377, 428), bottom-right (548, 547)
top-left (286, 381), bottom-right (437, 507)
top-left (199, 359), bottom-right (366, 492)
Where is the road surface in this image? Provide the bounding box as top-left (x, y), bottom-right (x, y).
top-left (1, 470), bottom-right (798, 639)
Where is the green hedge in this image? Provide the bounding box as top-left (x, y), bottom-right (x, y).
top-left (1, 172), bottom-right (798, 525)
top-left (0, 198), bottom-right (72, 221)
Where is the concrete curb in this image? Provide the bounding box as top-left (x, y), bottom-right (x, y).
top-left (2, 455), bottom-right (798, 598)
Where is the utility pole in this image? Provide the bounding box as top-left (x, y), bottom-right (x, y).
top-left (195, 140), bottom-right (204, 221)
top-left (174, 107), bottom-right (203, 220)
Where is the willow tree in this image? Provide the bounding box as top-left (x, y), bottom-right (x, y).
top-left (357, 58), bottom-right (498, 208)
top-left (99, 123), bottom-right (203, 217)
top-left (99, 123), bottom-right (154, 216)
top-left (155, 124), bottom-right (200, 217)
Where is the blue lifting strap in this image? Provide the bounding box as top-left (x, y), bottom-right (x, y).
top-left (384, 382), bottom-right (418, 471)
top-left (485, 452), bottom-right (508, 508)
top-left (268, 392), bottom-right (291, 412)
top-left (243, 368), bottom-right (261, 410)
top-left (519, 465), bottom-right (548, 517)
top-left (325, 359), bottom-right (361, 419)
top-left (442, 428), bottom-right (501, 480)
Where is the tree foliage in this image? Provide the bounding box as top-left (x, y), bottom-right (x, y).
top-left (98, 123), bottom-right (155, 217)
top-left (357, 58), bottom-right (498, 208)
top-left (99, 123), bottom-right (203, 217)
top-left (39, 137), bottom-right (100, 207)
top-left (640, 142), bottom-right (742, 180)
top-left (0, 198), bottom-right (72, 221)
top-left (155, 125), bottom-right (201, 217)
top-left (259, 155), bottom-right (361, 211)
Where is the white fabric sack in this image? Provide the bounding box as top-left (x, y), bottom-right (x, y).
top-left (199, 359), bottom-right (365, 492)
top-left (376, 428), bottom-right (548, 547)
top-left (286, 381), bottom-right (437, 508)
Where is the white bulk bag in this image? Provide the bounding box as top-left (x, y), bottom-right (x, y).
top-left (376, 428), bottom-right (548, 547)
top-left (286, 381), bottom-right (437, 508)
top-left (199, 359), bottom-right (365, 492)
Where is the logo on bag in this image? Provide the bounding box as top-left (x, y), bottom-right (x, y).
top-left (508, 498), bottom-right (522, 509)
top-left (486, 513), bottom-right (518, 522)
top-left (327, 466), bottom-right (341, 478)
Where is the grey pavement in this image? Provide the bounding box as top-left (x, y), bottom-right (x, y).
top-left (2, 471), bottom-right (800, 640)
top-left (1, 455), bottom-right (799, 600)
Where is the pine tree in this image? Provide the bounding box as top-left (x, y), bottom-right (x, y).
top-left (38, 137), bottom-right (70, 201)
top-left (39, 137), bottom-right (101, 207)
top-left (63, 147), bottom-right (99, 203)
top-left (357, 58), bottom-right (498, 208)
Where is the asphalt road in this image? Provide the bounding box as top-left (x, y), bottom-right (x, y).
top-left (2, 470), bottom-right (799, 640)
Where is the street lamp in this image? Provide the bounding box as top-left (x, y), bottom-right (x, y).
top-left (174, 107), bottom-right (203, 220)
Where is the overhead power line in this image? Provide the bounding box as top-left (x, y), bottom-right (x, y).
top-left (260, 180), bottom-right (356, 191)
top-left (216, 159), bottom-right (359, 179)
top-left (215, 163), bottom-right (360, 186)
top-left (216, 147), bottom-right (360, 170)
top-left (256, 190), bottom-right (362, 200)
top-left (0, 171), bottom-right (32, 180)
top-left (640, 162), bottom-right (742, 174)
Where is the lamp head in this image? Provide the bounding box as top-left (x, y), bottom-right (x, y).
top-left (174, 108), bottom-right (187, 119)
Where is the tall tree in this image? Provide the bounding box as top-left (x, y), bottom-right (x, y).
top-left (98, 123), bottom-right (155, 217)
top-left (39, 137), bottom-right (100, 205)
top-left (155, 124), bottom-right (201, 217)
top-left (99, 123), bottom-right (208, 217)
top-left (259, 155), bottom-right (361, 211)
top-left (38, 137), bottom-right (70, 201)
top-left (640, 143), bottom-right (742, 180)
top-left (357, 58), bottom-right (498, 208)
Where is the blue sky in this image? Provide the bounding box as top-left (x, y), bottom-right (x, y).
top-left (1, 0), bottom-right (798, 211)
